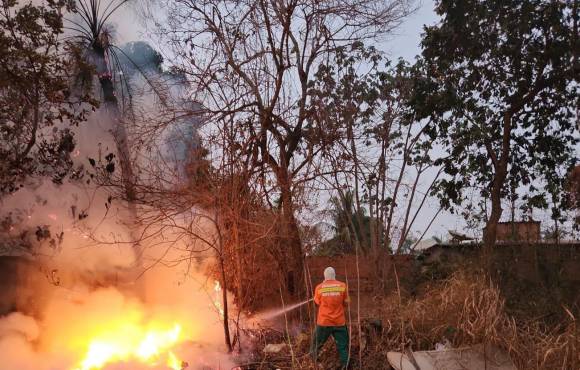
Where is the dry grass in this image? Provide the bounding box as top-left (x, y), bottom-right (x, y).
top-left (245, 270), bottom-right (578, 369)
top-left (373, 271), bottom-right (579, 370)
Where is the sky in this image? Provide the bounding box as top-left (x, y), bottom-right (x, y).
top-left (130, 0), bottom-right (464, 240)
top-left (382, 0), bottom-right (439, 62)
top-left (374, 1), bottom-right (578, 240)
top-left (77, 0), bottom-right (580, 242)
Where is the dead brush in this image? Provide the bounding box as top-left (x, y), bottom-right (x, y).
top-left (375, 271), bottom-right (579, 370)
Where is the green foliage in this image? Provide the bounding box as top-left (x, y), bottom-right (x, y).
top-left (67, 0), bottom-right (166, 116)
top-left (308, 44), bottom-right (418, 156)
top-left (0, 0), bottom-right (95, 196)
top-left (412, 0), bottom-right (579, 219)
top-left (399, 235), bottom-right (418, 254)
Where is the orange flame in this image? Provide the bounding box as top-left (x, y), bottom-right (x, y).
top-left (74, 323), bottom-right (183, 370)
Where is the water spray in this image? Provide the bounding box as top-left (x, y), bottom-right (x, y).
top-left (256, 298), bottom-right (314, 320)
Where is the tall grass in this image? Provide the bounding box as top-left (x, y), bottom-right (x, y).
top-left (375, 271), bottom-right (579, 369)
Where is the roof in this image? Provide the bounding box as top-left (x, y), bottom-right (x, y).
top-left (413, 238), bottom-right (439, 252)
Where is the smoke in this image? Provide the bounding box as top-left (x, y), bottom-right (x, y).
top-left (0, 268), bottom-right (235, 370)
top-left (0, 12), bottom-right (232, 370)
top-left (0, 136), bottom-right (234, 370)
top-left (0, 162), bottom-right (235, 369)
top-left (0, 312), bottom-right (49, 370)
top-left (0, 1), bottom-right (236, 367)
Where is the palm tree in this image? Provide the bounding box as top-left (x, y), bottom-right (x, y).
top-left (64, 0), bottom-right (164, 272)
top-left (66, 0), bottom-right (136, 201)
top-left (318, 191), bottom-right (377, 255)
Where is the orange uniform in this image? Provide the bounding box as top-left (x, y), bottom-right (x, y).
top-left (313, 279), bottom-right (349, 326)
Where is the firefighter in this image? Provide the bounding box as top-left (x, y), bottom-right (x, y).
top-left (311, 266), bottom-right (350, 369)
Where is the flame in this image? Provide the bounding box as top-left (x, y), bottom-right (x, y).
top-left (213, 280), bottom-right (224, 318)
top-left (35, 280), bottom-right (229, 370)
top-left (74, 323), bottom-right (183, 370)
top-left (167, 351), bottom-right (183, 370)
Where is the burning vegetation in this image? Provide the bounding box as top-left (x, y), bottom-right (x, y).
top-left (0, 239), bottom-right (234, 370)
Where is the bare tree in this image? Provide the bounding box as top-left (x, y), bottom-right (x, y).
top-left (103, 101), bottom-right (290, 350)
top-left (146, 0), bottom-right (417, 298)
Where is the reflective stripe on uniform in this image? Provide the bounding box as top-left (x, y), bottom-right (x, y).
top-left (319, 286), bottom-right (346, 293)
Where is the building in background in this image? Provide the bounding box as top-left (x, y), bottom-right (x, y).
top-left (489, 221), bottom-right (541, 242)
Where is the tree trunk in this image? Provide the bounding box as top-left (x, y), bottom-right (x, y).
top-left (278, 173), bottom-right (305, 301)
top-left (219, 254), bottom-right (233, 352)
top-left (96, 60), bottom-right (137, 203)
top-left (94, 46), bottom-right (143, 278)
top-left (483, 112), bottom-right (512, 266)
top-left (397, 164), bottom-right (422, 252)
top-left (483, 156), bottom-right (508, 266)
top-left (346, 113), bottom-right (369, 255)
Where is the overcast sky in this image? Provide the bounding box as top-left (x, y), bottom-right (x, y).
top-left (102, 1), bottom-right (579, 243)
top-left (382, 0), bottom-right (439, 62)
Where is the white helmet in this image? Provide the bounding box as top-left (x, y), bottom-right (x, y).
top-left (324, 266), bottom-right (336, 280)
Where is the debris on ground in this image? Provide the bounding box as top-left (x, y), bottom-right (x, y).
top-left (263, 343), bottom-right (289, 354)
top-left (387, 343), bottom-right (517, 370)
top-left (244, 266), bottom-right (579, 369)
top-left (294, 332), bottom-right (310, 350)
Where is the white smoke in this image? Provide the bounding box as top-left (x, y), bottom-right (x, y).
top-left (0, 164), bottom-right (236, 369)
top-left (0, 3), bottom-right (233, 368)
top-left (0, 121), bottom-right (233, 370)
